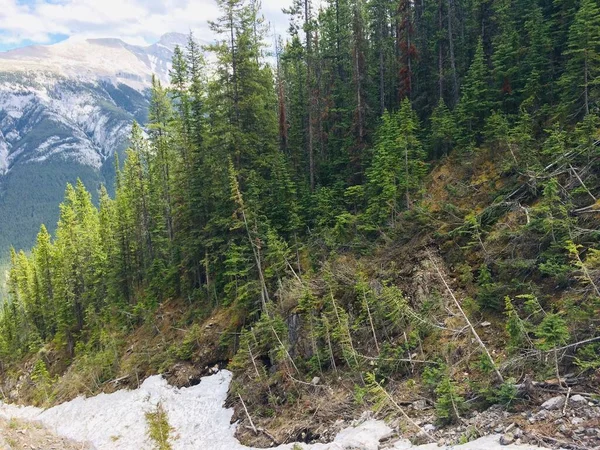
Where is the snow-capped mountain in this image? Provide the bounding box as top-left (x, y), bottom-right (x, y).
top-left (0, 33), bottom-right (187, 260)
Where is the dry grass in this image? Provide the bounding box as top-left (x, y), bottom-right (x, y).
top-left (0, 417), bottom-right (91, 450)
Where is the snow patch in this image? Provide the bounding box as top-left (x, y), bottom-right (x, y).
top-left (0, 131), bottom-right (9, 175)
top-left (0, 370), bottom-right (548, 450)
top-left (0, 78), bottom-right (133, 170)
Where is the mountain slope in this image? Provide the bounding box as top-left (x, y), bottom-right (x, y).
top-left (0, 33), bottom-right (187, 261)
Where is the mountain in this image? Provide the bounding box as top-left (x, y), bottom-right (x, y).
top-left (0, 32), bottom-right (188, 261)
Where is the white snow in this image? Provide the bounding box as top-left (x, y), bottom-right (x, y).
top-left (0, 90), bottom-right (38, 119)
top-left (0, 33), bottom-right (191, 176)
top-left (0, 131), bottom-right (8, 175)
top-left (0, 370), bottom-right (548, 450)
top-left (0, 77), bottom-right (130, 171)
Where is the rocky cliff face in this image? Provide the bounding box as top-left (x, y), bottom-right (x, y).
top-left (0, 33), bottom-right (187, 260)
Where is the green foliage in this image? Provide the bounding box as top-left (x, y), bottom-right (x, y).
top-left (30, 359), bottom-right (54, 404)
top-left (145, 403), bottom-right (173, 450)
top-left (172, 324), bottom-right (202, 361)
top-left (476, 264), bottom-right (504, 311)
top-left (559, 0), bottom-right (600, 119)
top-left (422, 362), bottom-right (446, 394)
top-left (429, 98), bottom-right (456, 158)
top-left (575, 343), bottom-right (600, 372)
top-left (504, 296), bottom-right (529, 351)
top-left (456, 38), bottom-right (492, 144)
top-left (3, 0), bottom-right (600, 420)
top-left (366, 100), bottom-right (427, 225)
top-left (483, 378), bottom-right (519, 408)
top-left (535, 314), bottom-right (570, 351)
top-left (434, 376), bottom-right (466, 424)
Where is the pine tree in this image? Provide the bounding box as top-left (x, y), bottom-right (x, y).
top-left (429, 98), bottom-right (456, 158)
top-left (187, 32), bottom-right (207, 149)
top-left (366, 99), bottom-right (427, 225)
top-left (32, 225), bottom-right (55, 339)
top-left (521, 5), bottom-right (553, 114)
top-left (559, 0), bottom-right (600, 119)
top-left (117, 123), bottom-right (153, 299)
top-left (208, 0), bottom-right (297, 235)
top-left (148, 76), bottom-right (177, 253)
top-left (491, 0), bottom-right (522, 113)
top-left (456, 38), bottom-right (492, 145)
top-left (170, 45), bottom-right (191, 143)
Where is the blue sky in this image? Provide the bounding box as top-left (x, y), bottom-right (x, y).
top-left (0, 0), bottom-right (290, 52)
top-left (0, 34), bottom-right (69, 51)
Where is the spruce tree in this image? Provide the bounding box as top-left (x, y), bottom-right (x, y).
top-left (559, 0), bottom-right (600, 119)
top-left (521, 5), bottom-right (553, 114)
top-left (429, 98), bottom-right (456, 158)
top-left (366, 99), bottom-right (426, 225)
top-left (456, 38), bottom-right (492, 145)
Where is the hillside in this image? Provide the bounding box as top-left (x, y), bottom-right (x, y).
top-left (0, 0), bottom-right (600, 449)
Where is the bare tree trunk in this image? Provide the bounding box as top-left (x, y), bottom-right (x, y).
top-left (379, 20), bottom-right (385, 114)
top-left (362, 286), bottom-right (380, 353)
top-left (405, 143), bottom-right (411, 208)
top-left (446, 0), bottom-right (459, 105)
top-left (428, 251), bottom-right (504, 383)
top-left (229, 9), bottom-right (240, 167)
top-left (438, 0), bottom-right (444, 100)
top-left (584, 52), bottom-right (590, 116)
top-left (355, 45), bottom-right (364, 142)
top-left (305, 0), bottom-right (315, 191)
top-left (204, 248), bottom-right (211, 301)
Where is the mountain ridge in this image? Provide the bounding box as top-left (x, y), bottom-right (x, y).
top-left (0, 32), bottom-right (188, 262)
top-left (0, 32), bottom-right (188, 89)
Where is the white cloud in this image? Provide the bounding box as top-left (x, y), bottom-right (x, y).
top-left (0, 0), bottom-right (291, 49)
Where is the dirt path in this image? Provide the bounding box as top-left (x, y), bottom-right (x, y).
top-left (0, 417), bottom-right (91, 450)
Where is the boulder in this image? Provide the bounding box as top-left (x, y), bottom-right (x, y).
top-left (412, 400), bottom-right (428, 410)
top-left (500, 432), bottom-right (515, 445)
top-left (541, 395), bottom-right (565, 410)
top-left (569, 394), bottom-right (587, 407)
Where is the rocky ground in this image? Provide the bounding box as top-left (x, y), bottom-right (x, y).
top-left (0, 417), bottom-right (90, 450)
top-left (382, 391), bottom-right (600, 449)
top-left (234, 375), bottom-right (600, 450)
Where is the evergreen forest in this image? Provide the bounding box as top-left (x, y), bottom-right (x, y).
top-left (2, 0), bottom-right (600, 439)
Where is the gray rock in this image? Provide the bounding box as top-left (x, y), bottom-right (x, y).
top-left (530, 409), bottom-right (549, 423)
top-left (541, 395), bottom-right (565, 410)
top-left (500, 432), bottom-right (515, 445)
top-left (412, 400), bottom-right (428, 410)
top-left (569, 394), bottom-right (587, 407)
top-left (423, 423), bottom-right (437, 433)
top-left (310, 376), bottom-right (320, 385)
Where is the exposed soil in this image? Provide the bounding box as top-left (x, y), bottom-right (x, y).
top-left (0, 417), bottom-right (91, 450)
